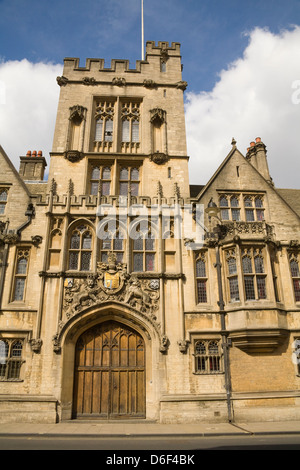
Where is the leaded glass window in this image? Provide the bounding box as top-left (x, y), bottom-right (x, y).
top-left (195, 253), bottom-right (208, 303)
top-left (13, 249), bottom-right (30, 301)
top-left (68, 225), bottom-right (93, 271)
top-left (121, 102), bottom-right (140, 146)
top-left (132, 226), bottom-right (156, 272)
top-left (0, 189), bottom-right (8, 215)
top-left (226, 250), bottom-right (240, 302)
top-left (119, 167), bottom-right (140, 197)
top-left (194, 340), bottom-right (222, 374)
top-left (100, 227), bottom-right (125, 264)
top-left (290, 254), bottom-right (300, 302)
top-left (0, 339), bottom-right (24, 381)
top-left (242, 248), bottom-right (267, 300)
top-left (90, 166), bottom-right (111, 196)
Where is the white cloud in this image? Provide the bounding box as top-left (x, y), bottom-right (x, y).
top-left (0, 59), bottom-right (62, 177)
top-left (185, 26), bottom-right (300, 189)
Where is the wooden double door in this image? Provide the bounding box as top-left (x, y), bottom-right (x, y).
top-left (73, 321), bottom-right (146, 419)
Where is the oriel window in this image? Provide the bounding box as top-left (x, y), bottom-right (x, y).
top-left (242, 248), bottom-right (267, 300)
top-left (226, 249), bottom-right (240, 302)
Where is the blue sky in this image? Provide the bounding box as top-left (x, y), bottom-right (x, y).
top-left (1, 0), bottom-right (299, 91)
top-left (0, 0), bottom-right (300, 187)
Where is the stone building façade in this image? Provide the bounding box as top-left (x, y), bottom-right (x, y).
top-left (0, 41), bottom-right (300, 424)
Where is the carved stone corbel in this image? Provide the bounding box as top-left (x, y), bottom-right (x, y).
top-left (112, 77), bottom-right (126, 87)
top-left (30, 339), bottom-right (43, 353)
top-left (56, 76), bottom-right (69, 86)
top-left (149, 152), bottom-right (169, 165)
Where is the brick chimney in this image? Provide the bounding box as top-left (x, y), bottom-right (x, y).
top-left (246, 138), bottom-right (272, 184)
top-left (19, 150), bottom-right (47, 181)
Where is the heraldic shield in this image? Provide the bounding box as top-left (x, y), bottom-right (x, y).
top-left (104, 271), bottom-right (120, 290)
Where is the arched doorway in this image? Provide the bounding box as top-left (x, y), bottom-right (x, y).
top-left (72, 321), bottom-right (146, 419)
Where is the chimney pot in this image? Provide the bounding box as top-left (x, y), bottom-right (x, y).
top-left (255, 137), bottom-right (261, 143)
top-left (38, 150), bottom-right (43, 157)
top-left (250, 141), bottom-right (255, 147)
top-left (32, 150), bottom-right (37, 157)
top-left (26, 151), bottom-right (31, 157)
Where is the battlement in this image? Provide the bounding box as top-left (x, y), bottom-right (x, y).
top-left (61, 41), bottom-right (182, 77)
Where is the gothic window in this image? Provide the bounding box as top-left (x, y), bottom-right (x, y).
top-left (90, 166), bottom-right (111, 196)
top-left (226, 250), bottom-right (240, 302)
top-left (0, 339), bottom-right (24, 381)
top-left (195, 253), bottom-right (208, 303)
top-left (100, 225), bottom-right (125, 264)
top-left (13, 249), bottom-right (30, 301)
top-left (242, 248), bottom-right (267, 300)
top-left (121, 102), bottom-right (140, 148)
top-left (219, 196), bottom-right (240, 221)
top-left (194, 340), bottom-right (222, 374)
top-left (68, 225), bottom-right (93, 271)
top-left (119, 167), bottom-right (140, 197)
top-left (94, 101), bottom-right (115, 152)
top-left (133, 226), bottom-right (156, 272)
top-left (0, 189), bottom-right (8, 215)
top-left (290, 254), bottom-right (300, 302)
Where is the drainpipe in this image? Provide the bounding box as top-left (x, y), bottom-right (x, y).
top-left (205, 198), bottom-right (233, 423)
top-left (16, 203), bottom-right (35, 236)
top-left (214, 240), bottom-right (233, 423)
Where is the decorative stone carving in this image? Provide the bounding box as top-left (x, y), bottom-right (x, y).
top-left (178, 340), bottom-right (189, 353)
top-left (69, 105), bottom-right (86, 122)
top-left (150, 108), bottom-right (165, 124)
top-left (0, 232), bottom-right (20, 245)
top-left (143, 79), bottom-right (157, 88)
top-left (149, 152), bottom-right (169, 165)
top-left (82, 77), bottom-right (96, 86)
top-left (63, 252), bottom-right (160, 321)
top-left (176, 80), bottom-right (188, 91)
top-left (64, 150), bottom-right (84, 163)
top-left (112, 77), bottom-right (126, 87)
top-left (160, 335), bottom-right (169, 353)
top-left (30, 339), bottom-right (43, 353)
top-left (56, 76), bottom-right (69, 86)
top-left (31, 235), bottom-right (43, 247)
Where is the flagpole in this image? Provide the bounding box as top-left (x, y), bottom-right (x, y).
top-left (141, 0), bottom-right (145, 60)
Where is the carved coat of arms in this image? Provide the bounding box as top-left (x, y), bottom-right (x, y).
top-left (63, 252), bottom-right (160, 320)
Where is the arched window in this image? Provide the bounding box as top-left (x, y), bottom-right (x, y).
top-left (68, 225), bottom-right (93, 271)
top-left (194, 339), bottom-right (222, 374)
top-left (13, 249), bottom-right (30, 301)
top-left (290, 254), bottom-right (300, 302)
top-left (195, 253), bottom-right (207, 303)
top-left (226, 249), bottom-right (240, 302)
top-left (100, 225), bottom-right (125, 264)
